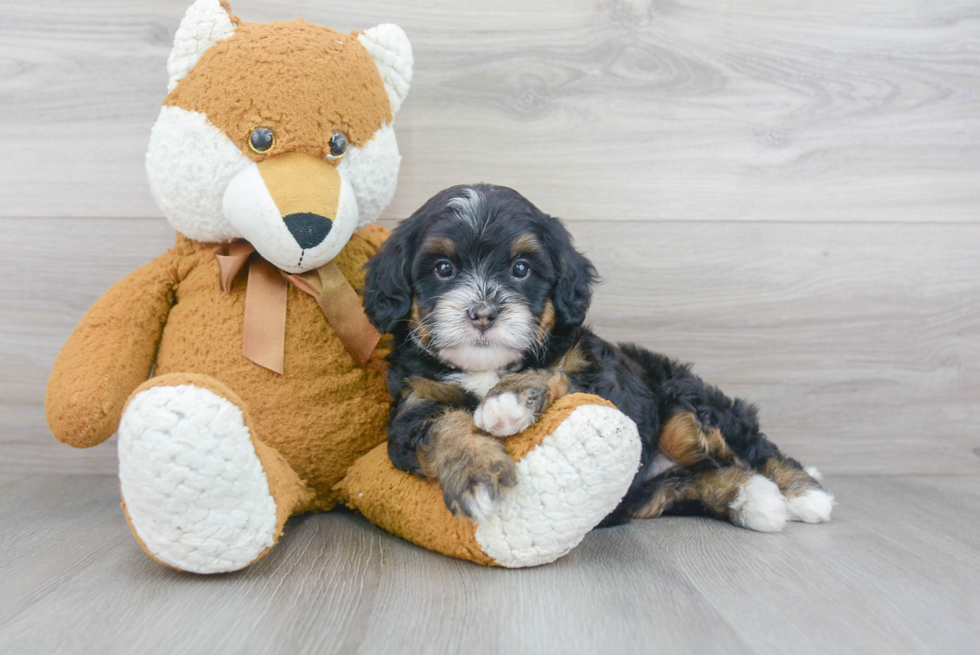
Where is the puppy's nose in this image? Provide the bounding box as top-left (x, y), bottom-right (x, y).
top-left (283, 212), bottom-right (333, 249)
top-left (468, 303), bottom-right (498, 330)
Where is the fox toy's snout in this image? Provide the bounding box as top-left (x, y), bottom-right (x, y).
top-left (223, 153), bottom-right (358, 273)
top-left (258, 153), bottom-right (344, 246)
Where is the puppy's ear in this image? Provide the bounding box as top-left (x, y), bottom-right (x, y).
top-left (364, 226), bottom-right (416, 334)
top-left (364, 189), bottom-right (462, 333)
top-left (542, 217), bottom-right (598, 327)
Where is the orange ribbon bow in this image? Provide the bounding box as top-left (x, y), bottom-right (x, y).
top-left (214, 242), bottom-right (381, 373)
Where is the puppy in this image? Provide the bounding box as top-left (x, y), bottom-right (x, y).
top-left (363, 184), bottom-right (834, 530)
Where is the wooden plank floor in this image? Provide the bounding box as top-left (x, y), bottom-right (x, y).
top-left (1, 474), bottom-right (977, 655)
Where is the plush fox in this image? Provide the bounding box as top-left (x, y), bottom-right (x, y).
top-left (45, 0), bottom-right (641, 573)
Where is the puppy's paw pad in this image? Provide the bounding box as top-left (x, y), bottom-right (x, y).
top-left (474, 392), bottom-right (535, 437)
top-left (787, 488), bottom-right (834, 523)
top-left (732, 474), bottom-right (788, 533)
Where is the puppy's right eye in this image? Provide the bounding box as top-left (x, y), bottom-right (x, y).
top-left (434, 261), bottom-right (456, 279)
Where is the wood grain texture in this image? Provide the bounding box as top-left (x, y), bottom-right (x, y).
top-left (655, 476), bottom-right (980, 655)
top-left (1, 474), bottom-right (978, 654)
top-left (1, 0), bottom-right (978, 222)
top-left (4, 217), bottom-right (978, 475)
top-left (1, 1), bottom-right (979, 474)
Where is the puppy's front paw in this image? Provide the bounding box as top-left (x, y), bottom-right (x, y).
top-left (440, 447), bottom-right (517, 523)
top-left (474, 392), bottom-right (536, 437)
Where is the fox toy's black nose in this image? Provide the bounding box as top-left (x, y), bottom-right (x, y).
top-left (283, 213), bottom-right (333, 249)
top-left (468, 303), bottom-right (498, 330)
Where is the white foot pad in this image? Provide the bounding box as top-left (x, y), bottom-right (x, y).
top-left (474, 392), bottom-right (537, 437)
top-left (474, 405), bottom-right (641, 567)
top-left (731, 474), bottom-right (788, 533)
top-left (118, 384), bottom-right (278, 574)
top-left (787, 488), bottom-right (834, 523)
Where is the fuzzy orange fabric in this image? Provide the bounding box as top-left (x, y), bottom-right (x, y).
top-left (165, 19), bottom-right (392, 162)
top-left (45, 253), bottom-right (179, 448)
top-left (47, 226), bottom-right (392, 513)
top-left (338, 393), bottom-right (613, 566)
top-left (154, 225), bottom-right (392, 511)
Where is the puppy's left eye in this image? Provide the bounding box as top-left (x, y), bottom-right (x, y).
top-left (435, 261), bottom-right (456, 279)
top-left (512, 260), bottom-right (531, 279)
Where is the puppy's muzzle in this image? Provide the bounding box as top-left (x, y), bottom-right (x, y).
top-left (468, 302), bottom-right (499, 331)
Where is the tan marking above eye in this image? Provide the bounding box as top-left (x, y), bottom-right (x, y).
top-left (510, 234), bottom-right (541, 259)
top-left (424, 237), bottom-right (457, 258)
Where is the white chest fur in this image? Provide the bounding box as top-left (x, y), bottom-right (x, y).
top-left (447, 371), bottom-right (501, 399)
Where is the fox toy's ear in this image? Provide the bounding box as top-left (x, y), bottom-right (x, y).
top-left (167, 0), bottom-right (239, 92)
top-left (359, 25), bottom-right (414, 116)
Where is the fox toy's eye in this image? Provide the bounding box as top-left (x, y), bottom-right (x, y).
top-left (327, 130), bottom-right (349, 161)
top-left (512, 260), bottom-right (531, 279)
top-left (434, 260), bottom-right (455, 279)
top-left (248, 127), bottom-right (276, 154)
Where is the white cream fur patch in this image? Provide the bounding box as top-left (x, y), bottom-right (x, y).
top-left (338, 123), bottom-right (402, 229)
top-left (787, 488), bottom-right (835, 523)
top-left (358, 25), bottom-right (414, 116)
top-left (474, 405), bottom-right (641, 568)
top-left (146, 105), bottom-right (251, 243)
top-left (447, 371), bottom-right (500, 398)
top-left (167, 0), bottom-right (237, 93)
top-left (118, 384), bottom-right (278, 574)
top-left (730, 474), bottom-right (788, 533)
top-left (474, 392), bottom-right (537, 437)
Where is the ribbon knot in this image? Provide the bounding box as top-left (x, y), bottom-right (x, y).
top-left (214, 242), bottom-right (381, 374)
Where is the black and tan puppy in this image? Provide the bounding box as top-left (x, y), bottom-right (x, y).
top-left (363, 184), bottom-right (834, 530)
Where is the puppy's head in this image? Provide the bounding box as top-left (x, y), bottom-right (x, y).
top-left (364, 184), bottom-right (597, 371)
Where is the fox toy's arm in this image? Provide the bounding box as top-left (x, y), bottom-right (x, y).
top-left (45, 251), bottom-right (180, 448)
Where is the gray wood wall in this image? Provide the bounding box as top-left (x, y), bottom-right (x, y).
top-left (2, 0), bottom-right (978, 475)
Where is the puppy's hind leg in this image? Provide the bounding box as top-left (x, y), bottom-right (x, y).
top-left (658, 402), bottom-right (834, 524)
top-left (632, 464), bottom-right (789, 533)
top-left (760, 456), bottom-right (834, 523)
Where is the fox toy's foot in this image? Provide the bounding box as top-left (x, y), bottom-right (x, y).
top-left (118, 374), bottom-right (309, 574)
top-left (340, 394), bottom-right (641, 568)
top-left (478, 399), bottom-right (641, 567)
